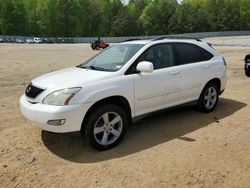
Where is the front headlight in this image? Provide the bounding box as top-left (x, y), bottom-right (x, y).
top-left (43, 87), bottom-right (81, 106)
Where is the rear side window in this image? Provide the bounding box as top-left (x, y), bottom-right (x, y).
top-left (173, 43), bottom-right (213, 65)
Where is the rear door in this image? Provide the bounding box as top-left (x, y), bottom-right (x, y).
top-left (172, 42), bottom-right (214, 103)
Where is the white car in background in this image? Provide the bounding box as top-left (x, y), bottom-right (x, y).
top-left (33, 37), bottom-right (43, 43)
top-left (25, 38), bottom-right (34, 44)
top-left (20, 37), bottom-right (227, 150)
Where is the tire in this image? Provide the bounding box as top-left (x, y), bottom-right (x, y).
top-left (96, 46), bottom-right (100, 50)
top-left (84, 104), bottom-right (128, 150)
top-left (245, 71), bottom-right (250, 77)
top-left (198, 83), bottom-right (219, 113)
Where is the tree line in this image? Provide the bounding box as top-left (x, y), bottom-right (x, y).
top-left (0, 0), bottom-right (250, 37)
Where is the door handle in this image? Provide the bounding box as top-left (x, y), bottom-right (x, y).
top-left (170, 71), bottom-right (180, 75)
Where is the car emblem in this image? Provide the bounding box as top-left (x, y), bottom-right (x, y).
top-left (26, 86), bottom-right (32, 93)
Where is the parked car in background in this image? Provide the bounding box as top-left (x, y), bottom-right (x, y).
top-left (43, 38), bottom-right (54, 44)
top-left (16, 38), bottom-right (25, 43)
top-left (6, 38), bottom-right (15, 43)
top-left (0, 38), bottom-right (4, 43)
top-left (245, 54), bottom-right (250, 77)
top-left (26, 38), bottom-right (34, 44)
top-left (91, 40), bottom-right (109, 50)
top-left (34, 37), bottom-right (43, 43)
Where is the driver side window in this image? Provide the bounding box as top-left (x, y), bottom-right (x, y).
top-left (138, 44), bottom-right (174, 70)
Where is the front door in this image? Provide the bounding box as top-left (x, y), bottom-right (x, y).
top-left (132, 43), bottom-right (181, 116)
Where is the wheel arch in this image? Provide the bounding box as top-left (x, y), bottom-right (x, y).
top-left (81, 96), bottom-right (132, 131)
top-left (202, 78), bottom-right (221, 94)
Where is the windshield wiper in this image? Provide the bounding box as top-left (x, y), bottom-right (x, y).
top-left (77, 65), bottom-right (107, 71)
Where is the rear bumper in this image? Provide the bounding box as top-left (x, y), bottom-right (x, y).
top-left (20, 95), bottom-right (93, 133)
top-left (220, 73), bottom-right (227, 94)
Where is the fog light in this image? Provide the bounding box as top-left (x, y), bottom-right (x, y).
top-left (47, 119), bottom-right (66, 126)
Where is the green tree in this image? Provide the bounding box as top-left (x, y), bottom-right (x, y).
top-left (140, 0), bottom-right (178, 35)
top-left (240, 0), bottom-right (250, 30)
top-left (205, 0), bottom-right (239, 31)
top-left (36, 0), bottom-right (60, 36)
top-left (110, 8), bottom-right (129, 36)
top-left (58, 0), bottom-right (77, 36)
top-left (0, 0), bottom-right (28, 35)
top-left (126, 0), bottom-right (149, 35)
top-left (169, 0), bottom-right (208, 33)
top-left (1, 0), bottom-right (250, 37)
top-left (23, 0), bottom-right (39, 36)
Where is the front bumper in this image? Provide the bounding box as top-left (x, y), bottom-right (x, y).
top-left (20, 95), bottom-right (93, 133)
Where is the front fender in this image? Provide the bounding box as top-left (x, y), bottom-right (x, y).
top-left (70, 75), bottom-right (135, 115)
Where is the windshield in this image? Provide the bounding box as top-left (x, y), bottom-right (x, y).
top-left (78, 44), bottom-right (144, 72)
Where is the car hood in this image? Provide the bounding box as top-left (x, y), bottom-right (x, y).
top-left (32, 67), bottom-right (113, 90)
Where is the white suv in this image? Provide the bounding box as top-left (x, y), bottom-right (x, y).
top-left (20, 38), bottom-right (227, 150)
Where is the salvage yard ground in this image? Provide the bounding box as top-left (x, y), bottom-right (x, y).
top-left (0, 39), bottom-right (250, 187)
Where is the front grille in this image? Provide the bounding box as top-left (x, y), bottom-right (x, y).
top-left (25, 83), bottom-right (44, 98)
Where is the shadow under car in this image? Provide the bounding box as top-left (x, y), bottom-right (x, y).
top-left (41, 98), bottom-right (246, 163)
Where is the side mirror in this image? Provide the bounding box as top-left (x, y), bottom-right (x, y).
top-left (136, 61), bottom-right (154, 73)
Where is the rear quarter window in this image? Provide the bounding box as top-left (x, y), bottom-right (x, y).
top-left (198, 46), bottom-right (214, 61)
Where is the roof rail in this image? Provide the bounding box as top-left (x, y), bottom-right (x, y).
top-left (152, 36), bottom-right (202, 42)
top-left (123, 38), bottom-right (142, 42)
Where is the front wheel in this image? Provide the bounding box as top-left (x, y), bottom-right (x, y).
top-left (198, 83), bottom-right (219, 113)
top-left (84, 104), bottom-right (128, 150)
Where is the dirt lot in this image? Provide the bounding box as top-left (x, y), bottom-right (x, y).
top-left (0, 43), bottom-right (250, 188)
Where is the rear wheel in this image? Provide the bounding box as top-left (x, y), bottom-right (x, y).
top-left (84, 104), bottom-right (128, 150)
top-left (198, 83), bottom-right (219, 112)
